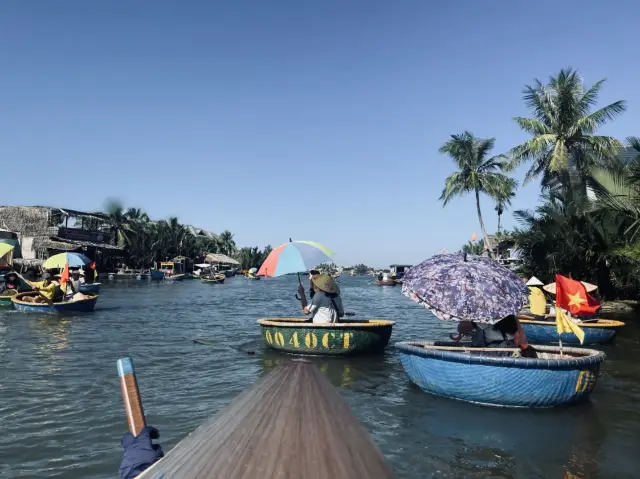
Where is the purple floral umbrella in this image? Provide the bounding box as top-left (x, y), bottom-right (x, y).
top-left (401, 253), bottom-right (529, 324)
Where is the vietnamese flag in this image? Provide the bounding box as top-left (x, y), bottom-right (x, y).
top-left (555, 274), bottom-right (600, 316)
top-left (60, 261), bottom-right (70, 287)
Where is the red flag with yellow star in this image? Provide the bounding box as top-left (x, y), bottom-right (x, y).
top-left (555, 274), bottom-right (600, 316)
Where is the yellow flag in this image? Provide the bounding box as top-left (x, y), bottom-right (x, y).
top-left (556, 308), bottom-right (585, 344)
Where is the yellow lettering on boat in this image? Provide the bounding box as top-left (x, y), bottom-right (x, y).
top-left (342, 332), bottom-right (354, 349)
top-left (305, 333), bottom-right (318, 349)
top-left (265, 330), bottom-right (273, 345)
top-left (274, 332), bottom-right (285, 346)
top-left (575, 370), bottom-right (595, 393)
top-left (322, 332), bottom-right (335, 349)
top-left (288, 331), bottom-right (299, 348)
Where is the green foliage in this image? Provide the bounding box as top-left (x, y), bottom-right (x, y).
top-left (460, 240), bottom-right (484, 255)
top-left (509, 68), bottom-right (626, 188)
top-left (439, 131), bottom-right (517, 251)
top-left (237, 246), bottom-right (271, 270)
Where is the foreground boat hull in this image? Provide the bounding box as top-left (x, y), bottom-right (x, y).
top-left (396, 341), bottom-right (605, 408)
top-left (258, 318), bottom-right (394, 356)
top-left (519, 318), bottom-right (624, 345)
top-left (79, 283), bottom-right (101, 294)
top-left (12, 292), bottom-right (99, 314)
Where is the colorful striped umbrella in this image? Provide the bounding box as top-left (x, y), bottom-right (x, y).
top-left (257, 240), bottom-right (333, 277)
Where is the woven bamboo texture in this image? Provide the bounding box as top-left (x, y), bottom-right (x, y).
top-left (257, 318), bottom-right (394, 355)
top-left (139, 360), bottom-right (395, 478)
top-left (395, 341), bottom-right (605, 408)
top-left (520, 318), bottom-right (624, 345)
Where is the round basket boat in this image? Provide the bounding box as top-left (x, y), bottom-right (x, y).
top-left (12, 292), bottom-right (99, 314)
top-left (395, 341), bottom-right (606, 408)
top-left (375, 280), bottom-right (397, 286)
top-left (79, 283), bottom-right (101, 294)
top-left (518, 316), bottom-right (624, 345)
top-left (257, 318), bottom-right (395, 356)
top-left (0, 295), bottom-right (15, 307)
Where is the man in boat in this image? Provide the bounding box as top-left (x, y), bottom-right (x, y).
top-left (457, 316), bottom-right (537, 357)
top-left (298, 273), bottom-right (344, 323)
top-left (60, 269), bottom-right (89, 302)
top-left (0, 272), bottom-right (31, 295)
top-left (21, 272), bottom-right (59, 303)
top-left (526, 276), bottom-right (547, 320)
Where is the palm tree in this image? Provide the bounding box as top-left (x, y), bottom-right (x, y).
top-left (510, 68), bottom-right (626, 189)
top-left (439, 131), bottom-right (518, 253)
top-left (494, 188), bottom-right (516, 235)
top-left (104, 199), bottom-right (132, 247)
top-left (125, 208), bottom-right (149, 223)
top-left (218, 230), bottom-right (237, 256)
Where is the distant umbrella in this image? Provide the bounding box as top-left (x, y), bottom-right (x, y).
top-left (43, 252), bottom-right (92, 269)
top-left (401, 253), bottom-right (529, 324)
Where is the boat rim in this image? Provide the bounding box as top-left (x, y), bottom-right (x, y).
top-left (519, 317), bottom-right (625, 328)
top-left (11, 291), bottom-right (99, 306)
top-left (394, 341), bottom-right (605, 369)
top-left (258, 317), bottom-right (395, 328)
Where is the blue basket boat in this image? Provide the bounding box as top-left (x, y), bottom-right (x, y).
top-left (150, 270), bottom-right (165, 281)
top-left (12, 292), bottom-right (99, 314)
top-left (395, 341), bottom-right (605, 408)
top-left (79, 283), bottom-right (101, 294)
top-left (519, 317), bottom-right (624, 345)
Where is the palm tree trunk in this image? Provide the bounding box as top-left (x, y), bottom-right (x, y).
top-left (475, 189), bottom-right (493, 256)
top-left (497, 212), bottom-right (501, 235)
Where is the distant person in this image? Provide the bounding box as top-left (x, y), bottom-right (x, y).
top-left (526, 276), bottom-right (547, 320)
top-left (457, 316), bottom-right (536, 357)
top-left (0, 272), bottom-right (30, 294)
top-left (298, 273), bottom-right (344, 323)
top-left (22, 272), bottom-right (58, 303)
top-left (60, 269), bottom-right (88, 301)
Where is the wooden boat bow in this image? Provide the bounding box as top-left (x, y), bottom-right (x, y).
top-left (139, 361), bottom-right (394, 478)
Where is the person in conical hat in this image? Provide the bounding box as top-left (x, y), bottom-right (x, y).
top-left (526, 276), bottom-right (547, 320)
top-left (298, 273), bottom-right (344, 324)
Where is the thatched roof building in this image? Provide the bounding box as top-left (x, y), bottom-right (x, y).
top-left (204, 253), bottom-right (240, 265)
top-left (0, 206), bottom-right (123, 268)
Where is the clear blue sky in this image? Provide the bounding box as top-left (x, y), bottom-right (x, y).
top-left (2, 1), bottom-right (638, 267)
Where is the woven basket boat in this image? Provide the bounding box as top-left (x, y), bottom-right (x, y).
top-left (12, 291), bottom-right (99, 314)
top-left (518, 316), bottom-right (624, 345)
top-left (257, 318), bottom-right (394, 356)
top-left (395, 341), bottom-right (605, 408)
top-left (375, 280), bottom-right (397, 286)
top-left (79, 283), bottom-right (101, 294)
top-left (0, 289), bottom-right (18, 306)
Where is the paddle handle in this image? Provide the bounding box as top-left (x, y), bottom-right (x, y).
top-left (117, 357), bottom-right (146, 436)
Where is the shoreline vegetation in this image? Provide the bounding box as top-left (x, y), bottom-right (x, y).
top-left (443, 68), bottom-right (640, 301)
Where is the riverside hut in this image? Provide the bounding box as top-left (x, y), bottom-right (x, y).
top-left (0, 206), bottom-right (125, 272)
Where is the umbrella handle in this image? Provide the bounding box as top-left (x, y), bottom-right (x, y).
top-left (295, 293), bottom-right (302, 301)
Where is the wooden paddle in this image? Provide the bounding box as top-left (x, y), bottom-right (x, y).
top-left (117, 357), bottom-right (147, 436)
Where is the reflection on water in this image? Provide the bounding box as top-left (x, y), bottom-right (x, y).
top-left (0, 276), bottom-right (639, 478)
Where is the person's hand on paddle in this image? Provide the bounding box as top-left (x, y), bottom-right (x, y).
top-left (120, 425), bottom-right (164, 479)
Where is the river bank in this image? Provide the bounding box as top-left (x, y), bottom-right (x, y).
top-left (2, 276), bottom-right (640, 478)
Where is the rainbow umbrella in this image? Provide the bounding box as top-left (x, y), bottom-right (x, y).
top-left (43, 252), bottom-right (92, 269)
top-left (257, 240), bottom-right (333, 277)
top-left (0, 243), bottom-right (15, 258)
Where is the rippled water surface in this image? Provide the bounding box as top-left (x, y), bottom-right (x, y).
top-left (2, 276), bottom-right (640, 478)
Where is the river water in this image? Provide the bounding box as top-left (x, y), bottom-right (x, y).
top-left (1, 276), bottom-right (639, 478)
